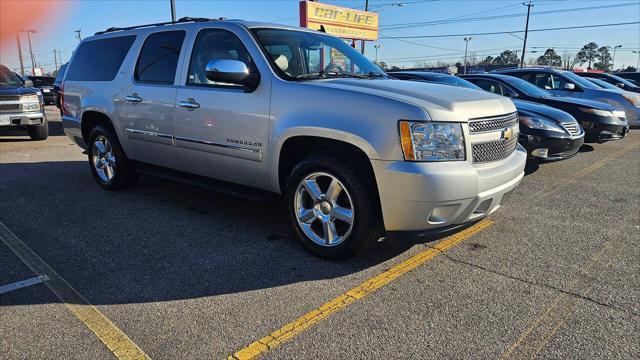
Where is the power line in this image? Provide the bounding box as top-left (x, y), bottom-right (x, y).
top-left (380, 2), bottom-right (638, 30)
top-left (380, 21), bottom-right (640, 39)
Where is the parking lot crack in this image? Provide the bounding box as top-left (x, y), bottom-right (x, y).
top-left (433, 249), bottom-right (640, 318)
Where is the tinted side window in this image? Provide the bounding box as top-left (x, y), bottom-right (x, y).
top-left (135, 31), bottom-right (185, 84)
top-left (66, 36), bottom-right (136, 81)
top-left (187, 29), bottom-right (254, 87)
top-left (470, 79), bottom-right (504, 95)
top-left (54, 64), bottom-right (67, 82)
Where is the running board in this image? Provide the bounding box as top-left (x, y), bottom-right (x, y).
top-left (134, 162), bottom-right (280, 202)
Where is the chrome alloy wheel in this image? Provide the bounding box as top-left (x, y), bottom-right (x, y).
top-left (294, 172), bottom-right (355, 247)
top-left (91, 135), bottom-right (116, 183)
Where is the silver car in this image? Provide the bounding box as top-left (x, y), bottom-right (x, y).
top-left (495, 67), bottom-right (640, 126)
top-left (61, 18), bottom-right (526, 259)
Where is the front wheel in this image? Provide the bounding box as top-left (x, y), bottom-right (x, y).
top-left (87, 125), bottom-right (136, 190)
top-left (27, 120), bottom-right (48, 140)
top-left (285, 153), bottom-right (382, 259)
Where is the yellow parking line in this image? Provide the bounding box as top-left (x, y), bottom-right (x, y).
top-left (502, 240), bottom-right (624, 359)
top-left (228, 219), bottom-right (494, 360)
top-left (0, 222), bottom-right (150, 360)
top-left (535, 142), bottom-right (637, 200)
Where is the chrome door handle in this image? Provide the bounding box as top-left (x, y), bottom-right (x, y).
top-left (124, 94), bottom-right (142, 103)
top-left (178, 99), bottom-right (200, 109)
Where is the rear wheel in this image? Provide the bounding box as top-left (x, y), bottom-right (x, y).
top-left (27, 119), bottom-right (48, 141)
top-left (87, 125), bottom-right (136, 190)
top-left (285, 153), bottom-right (382, 259)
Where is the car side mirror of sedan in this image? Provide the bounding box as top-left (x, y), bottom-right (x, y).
top-left (24, 79), bottom-right (33, 88)
top-left (205, 59), bottom-right (259, 90)
top-left (505, 90), bottom-right (518, 98)
top-left (615, 83), bottom-right (625, 88)
top-left (563, 83), bottom-right (576, 90)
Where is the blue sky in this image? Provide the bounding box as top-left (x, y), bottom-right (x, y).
top-left (1, 0), bottom-right (639, 73)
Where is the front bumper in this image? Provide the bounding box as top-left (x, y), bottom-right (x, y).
top-left (519, 129), bottom-right (584, 161)
top-left (0, 111), bottom-right (45, 128)
top-left (581, 119), bottom-right (629, 141)
top-left (372, 144), bottom-right (527, 232)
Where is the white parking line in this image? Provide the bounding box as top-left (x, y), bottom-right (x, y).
top-left (0, 275), bottom-right (49, 295)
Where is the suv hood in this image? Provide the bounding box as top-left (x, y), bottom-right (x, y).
top-left (0, 86), bottom-right (38, 96)
top-left (308, 78), bottom-right (516, 121)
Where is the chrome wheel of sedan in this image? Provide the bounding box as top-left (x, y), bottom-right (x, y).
top-left (294, 172), bottom-right (355, 247)
top-left (91, 135), bottom-right (116, 183)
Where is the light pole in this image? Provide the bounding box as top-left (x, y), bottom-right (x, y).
top-left (520, 2), bottom-right (534, 68)
top-left (170, 0), bottom-right (176, 22)
top-left (21, 29), bottom-right (37, 75)
top-left (374, 44), bottom-right (382, 64)
top-left (611, 45), bottom-right (622, 71)
top-left (463, 37), bottom-right (472, 74)
top-left (15, 33), bottom-right (25, 75)
top-left (633, 50), bottom-right (640, 70)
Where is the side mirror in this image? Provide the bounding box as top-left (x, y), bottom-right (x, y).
top-left (563, 83), bottom-right (576, 90)
top-left (24, 79), bottom-right (33, 87)
top-left (205, 59), bottom-right (259, 89)
top-left (615, 83), bottom-right (625, 88)
top-left (505, 90), bottom-right (518, 98)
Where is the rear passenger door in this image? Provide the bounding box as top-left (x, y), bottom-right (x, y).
top-left (123, 30), bottom-right (187, 168)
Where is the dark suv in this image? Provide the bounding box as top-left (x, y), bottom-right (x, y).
top-left (24, 75), bottom-right (55, 104)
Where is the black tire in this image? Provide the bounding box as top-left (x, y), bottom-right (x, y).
top-left (27, 119), bottom-right (48, 141)
top-left (87, 124), bottom-right (137, 190)
top-left (285, 152), bottom-right (383, 260)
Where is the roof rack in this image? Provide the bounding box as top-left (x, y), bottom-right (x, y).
top-left (95, 17), bottom-right (221, 35)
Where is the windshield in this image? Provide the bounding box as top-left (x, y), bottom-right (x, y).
top-left (606, 73), bottom-right (639, 88)
top-left (0, 67), bottom-right (22, 88)
top-left (502, 76), bottom-right (552, 97)
top-left (29, 76), bottom-right (54, 87)
top-left (587, 78), bottom-right (620, 90)
top-left (427, 74), bottom-right (481, 89)
top-left (560, 71), bottom-right (600, 90)
top-left (251, 28), bottom-right (386, 80)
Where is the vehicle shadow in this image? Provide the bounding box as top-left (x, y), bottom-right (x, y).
top-left (579, 144), bottom-right (595, 153)
top-left (0, 119), bottom-right (65, 142)
top-left (524, 161), bottom-right (540, 176)
top-left (0, 161), bottom-right (452, 306)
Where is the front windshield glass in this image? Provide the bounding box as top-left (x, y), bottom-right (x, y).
top-left (607, 73), bottom-right (639, 88)
top-left (0, 67), bottom-right (21, 88)
top-left (502, 76), bottom-right (552, 97)
top-left (424, 74), bottom-right (481, 89)
top-left (588, 78), bottom-right (620, 90)
top-left (251, 28), bottom-right (386, 80)
top-left (561, 71), bottom-right (600, 90)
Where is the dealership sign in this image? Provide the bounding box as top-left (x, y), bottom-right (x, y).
top-left (299, 1), bottom-right (379, 41)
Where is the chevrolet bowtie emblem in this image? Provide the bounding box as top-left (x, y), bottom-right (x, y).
top-left (502, 127), bottom-right (514, 141)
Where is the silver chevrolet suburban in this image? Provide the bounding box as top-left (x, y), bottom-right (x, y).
top-left (61, 18), bottom-right (526, 259)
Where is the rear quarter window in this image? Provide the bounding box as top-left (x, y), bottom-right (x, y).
top-left (66, 35), bottom-right (136, 81)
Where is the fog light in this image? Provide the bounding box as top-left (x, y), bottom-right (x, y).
top-left (428, 204), bottom-right (460, 225)
top-left (532, 148), bottom-right (548, 158)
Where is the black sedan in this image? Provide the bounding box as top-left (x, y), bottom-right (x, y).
top-left (460, 73), bottom-right (629, 141)
top-left (390, 71), bottom-right (584, 160)
top-left (23, 75), bottom-right (55, 105)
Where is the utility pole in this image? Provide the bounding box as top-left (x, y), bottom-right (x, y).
top-left (361, 0), bottom-right (369, 54)
top-left (374, 44), bottom-right (382, 64)
top-left (15, 33), bottom-right (25, 76)
top-left (520, 2), bottom-right (533, 68)
top-left (75, 29), bottom-right (82, 42)
top-left (54, 49), bottom-right (58, 71)
top-left (463, 37), bottom-right (472, 74)
top-left (170, 0), bottom-right (176, 22)
top-left (633, 50), bottom-right (640, 70)
top-left (22, 29), bottom-right (37, 75)
top-left (611, 45), bottom-right (622, 71)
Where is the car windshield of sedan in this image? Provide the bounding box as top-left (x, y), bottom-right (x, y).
top-left (502, 76), bottom-right (552, 97)
top-left (561, 71), bottom-right (601, 90)
top-left (252, 28), bottom-right (386, 81)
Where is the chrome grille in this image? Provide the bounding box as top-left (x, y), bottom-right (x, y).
top-left (0, 103), bottom-right (20, 112)
top-left (468, 112), bottom-right (518, 133)
top-left (561, 122), bottom-right (581, 136)
top-left (0, 95), bottom-right (20, 102)
top-left (472, 137), bottom-right (518, 163)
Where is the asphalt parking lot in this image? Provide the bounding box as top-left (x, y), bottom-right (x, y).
top-left (1, 107), bottom-right (639, 359)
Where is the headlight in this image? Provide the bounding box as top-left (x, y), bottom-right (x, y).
top-left (518, 113), bottom-right (565, 133)
top-left (399, 121), bottom-right (465, 161)
top-left (22, 101), bottom-right (41, 111)
top-left (612, 110), bottom-right (626, 119)
top-left (21, 94), bottom-right (39, 102)
top-left (578, 107), bottom-right (618, 118)
top-left (622, 94), bottom-right (640, 107)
